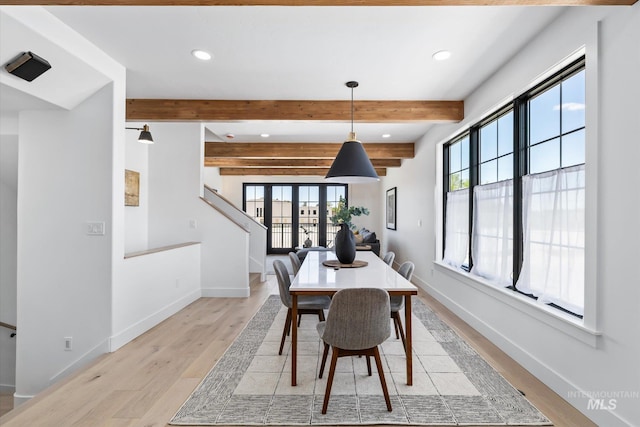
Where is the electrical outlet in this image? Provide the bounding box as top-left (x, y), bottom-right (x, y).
top-left (189, 219), bottom-right (197, 229)
top-left (64, 337), bottom-right (73, 351)
top-left (86, 222), bottom-right (105, 236)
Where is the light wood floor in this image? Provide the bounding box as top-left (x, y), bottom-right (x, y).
top-left (0, 276), bottom-right (595, 427)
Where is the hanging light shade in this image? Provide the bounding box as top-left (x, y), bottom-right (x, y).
top-left (325, 81), bottom-right (379, 183)
top-left (125, 124), bottom-right (154, 144)
top-left (137, 124), bottom-right (154, 144)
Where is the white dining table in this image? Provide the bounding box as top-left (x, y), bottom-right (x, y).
top-left (289, 250), bottom-right (418, 386)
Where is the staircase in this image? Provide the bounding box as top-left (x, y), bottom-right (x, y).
top-left (201, 186), bottom-right (268, 282)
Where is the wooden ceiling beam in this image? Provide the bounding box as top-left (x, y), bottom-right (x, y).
top-left (205, 158), bottom-right (402, 167)
top-left (219, 167), bottom-right (387, 176)
top-left (205, 142), bottom-right (414, 159)
top-left (126, 99), bottom-right (463, 122)
top-left (4, 0), bottom-right (635, 5)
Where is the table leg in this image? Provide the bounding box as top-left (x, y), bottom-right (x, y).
top-left (405, 294), bottom-right (413, 385)
top-left (291, 294), bottom-right (298, 386)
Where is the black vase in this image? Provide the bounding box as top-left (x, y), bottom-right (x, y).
top-left (335, 223), bottom-right (356, 264)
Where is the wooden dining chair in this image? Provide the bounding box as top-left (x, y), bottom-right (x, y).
top-left (317, 288), bottom-right (392, 414)
top-left (288, 251), bottom-right (301, 276)
top-left (390, 261), bottom-right (415, 352)
top-left (273, 260), bottom-right (331, 355)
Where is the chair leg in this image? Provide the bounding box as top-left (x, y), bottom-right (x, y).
top-left (366, 356), bottom-right (372, 376)
top-left (321, 347), bottom-right (340, 414)
top-left (319, 343), bottom-right (329, 378)
top-left (392, 312), bottom-right (407, 353)
top-left (318, 309), bottom-right (325, 322)
top-left (279, 309), bottom-right (292, 355)
top-left (374, 346), bottom-right (392, 412)
top-left (392, 314), bottom-right (400, 339)
top-left (298, 314), bottom-right (302, 327)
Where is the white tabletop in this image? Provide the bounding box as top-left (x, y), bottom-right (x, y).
top-left (291, 250), bottom-right (417, 294)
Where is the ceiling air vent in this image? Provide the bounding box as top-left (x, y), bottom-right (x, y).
top-left (5, 51), bottom-right (51, 82)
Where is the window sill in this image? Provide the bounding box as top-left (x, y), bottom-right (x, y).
top-left (433, 261), bottom-right (601, 348)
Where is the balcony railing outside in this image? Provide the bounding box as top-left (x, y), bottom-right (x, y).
top-left (271, 222), bottom-right (340, 249)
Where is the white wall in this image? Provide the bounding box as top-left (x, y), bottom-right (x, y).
top-left (15, 84), bottom-right (115, 401)
top-left (148, 123), bottom-right (250, 297)
top-left (203, 166), bottom-right (223, 193)
top-left (124, 129), bottom-right (149, 253)
top-left (111, 243), bottom-right (201, 350)
top-left (0, 134), bottom-right (18, 392)
top-left (384, 5), bottom-right (640, 426)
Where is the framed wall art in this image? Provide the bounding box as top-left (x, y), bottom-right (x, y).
top-left (386, 187), bottom-right (397, 230)
top-left (125, 169), bottom-right (140, 207)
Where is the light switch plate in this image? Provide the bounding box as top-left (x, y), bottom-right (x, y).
top-left (86, 222), bottom-right (105, 236)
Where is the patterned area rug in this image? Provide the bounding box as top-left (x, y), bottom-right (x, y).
top-left (170, 295), bottom-right (551, 425)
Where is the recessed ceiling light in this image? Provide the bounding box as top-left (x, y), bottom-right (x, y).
top-left (382, 134), bottom-right (391, 138)
top-left (432, 50), bottom-right (451, 61)
top-left (260, 133), bottom-right (270, 138)
top-left (191, 49), bottom-right (212, 61)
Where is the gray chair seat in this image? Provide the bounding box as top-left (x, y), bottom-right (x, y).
top-left (382, 251), bottom-right (395, 266)
top-left (390, 261), bottom-right (415, 353)
top-left (288, 251), bottom-right (301, 276)
top-left (317, 288), bottom-right (392, 414)
top-left (273, 259), bottom-right (330, 355)
top-left (389, 296), bottom-right (404, 312)
top-left (299, 295), bottom-right (332, 311)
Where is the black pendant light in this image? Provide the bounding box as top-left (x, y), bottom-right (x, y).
top-left (325, 81), bottom-right (379, 183)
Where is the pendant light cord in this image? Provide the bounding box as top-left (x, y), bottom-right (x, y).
top-left (350, 85), bottom-right (354, 134)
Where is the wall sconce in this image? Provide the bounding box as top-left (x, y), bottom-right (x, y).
top-left (125, 124), bottom-right (154, 144)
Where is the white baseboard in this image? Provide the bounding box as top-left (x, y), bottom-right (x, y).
top-left (412, 272), bottom-right (629, 427)
top-left (0, 384), bottom-right (15, 393)
top-left (49, 338), bottom-right (110, 385)
top-left (109, 289), bottom-right (201, 352)
top-left (13, 392), bottom-right (33, 407)
top-left (201, 287), bottom-right (250, 298)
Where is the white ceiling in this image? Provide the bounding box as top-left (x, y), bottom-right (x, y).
top-left (2, 5), bottom-right (566, 143)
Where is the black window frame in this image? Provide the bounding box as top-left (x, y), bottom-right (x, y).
top-left (442, 56), bottom-right (585, 317)
top-left (243, 183), bottom-right (348, 254)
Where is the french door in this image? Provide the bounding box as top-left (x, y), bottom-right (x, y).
top-left (243, 183), bottom-right (347, 254)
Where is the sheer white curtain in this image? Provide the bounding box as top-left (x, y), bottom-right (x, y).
top-left (443, 189), bottom-right (469, 268)
top-left (471, 180), bottom-right (513, 287)
top-left (516, 164), bottom-right (585, 315)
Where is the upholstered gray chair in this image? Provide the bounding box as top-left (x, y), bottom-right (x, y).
top-left (273, 260), bottom-right (331, 355)
top-left (390, 261), bottom-right (415, 352)
top-left (317, 288), bottom-right (392, 414)
top-left (382, 251), bottom-right (395, 267)
top-left (288, 251), bottom-right (301, 276)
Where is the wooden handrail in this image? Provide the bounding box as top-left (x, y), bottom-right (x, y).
top-left (1, 321), bottom-right (16, 331)
top-left (200, 197), bottom-right (251, 233)
top-left (124, 242), bottom-right (200, 259)
top-left (203, 185), bottom-right (268, 231)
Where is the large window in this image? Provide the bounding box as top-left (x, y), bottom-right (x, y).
top-left (442, 57), bottom-right (585, 317)
top-left (243, 183), bottom-right (346, 254)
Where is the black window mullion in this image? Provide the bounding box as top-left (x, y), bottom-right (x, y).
top-left (512, 95), bottom-right (528, 287)
top-left (442, 147), bottom-right (450, 258)
top-left (265, 185), bottom-right (274, 252)
top-left (318, 187), bottom-right (328, 247)
top-left (292, 185), bottom-right (300, 249)
top-left (468, 126), bottom-right (480, 271)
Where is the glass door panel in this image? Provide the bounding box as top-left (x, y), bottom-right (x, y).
top-left (298, 186), bottom-right (320, 247)
top-left (271, 185), bottom-right (293, 252)
top-left (244, 185), bottom-right (265, 224)
top-left (325, 186), bottom-right (346, 248)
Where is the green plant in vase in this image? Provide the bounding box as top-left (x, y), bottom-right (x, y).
top-left (329, 196), bottom-right (369, 231)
